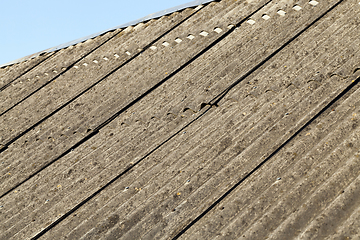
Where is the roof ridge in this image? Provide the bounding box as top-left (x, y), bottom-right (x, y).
top-left (0, 0), bottom-right (215, 68)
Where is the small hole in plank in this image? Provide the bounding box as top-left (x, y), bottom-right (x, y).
top-left (309, 0), bottom-right (319, 6)
top-left (214, 27), bottom-right (222, 33)
top-left (262, 14), bottom-right (270, 20)
top-left (277, 10), bottom-right (286, 16)
top-left (293, 5), bottom-right (302, 11)
top-left (187, 34), bottom-right (195, 40)
top-left (247, 19), bottom-right (256, 25)
top-left (199, 31), bottom-right (209, 37)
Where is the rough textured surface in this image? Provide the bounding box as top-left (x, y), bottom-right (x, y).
top-left (1, 0), bottom-right (360, 239)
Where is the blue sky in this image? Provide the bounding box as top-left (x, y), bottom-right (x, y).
top-left (0, 0), bottom-right (194, 65)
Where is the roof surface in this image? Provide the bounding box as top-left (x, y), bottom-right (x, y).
top-left (1, 0), bottom-right (360, 239)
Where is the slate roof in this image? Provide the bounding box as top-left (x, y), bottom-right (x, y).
top-left (1, 0), bottom-right (360, 239)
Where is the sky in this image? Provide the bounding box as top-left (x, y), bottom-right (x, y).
top-left (0, 0), bottom-right (195, 66)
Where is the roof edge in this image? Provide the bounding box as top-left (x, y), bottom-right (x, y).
top-left (0, 0), bottom-right (215, 68)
